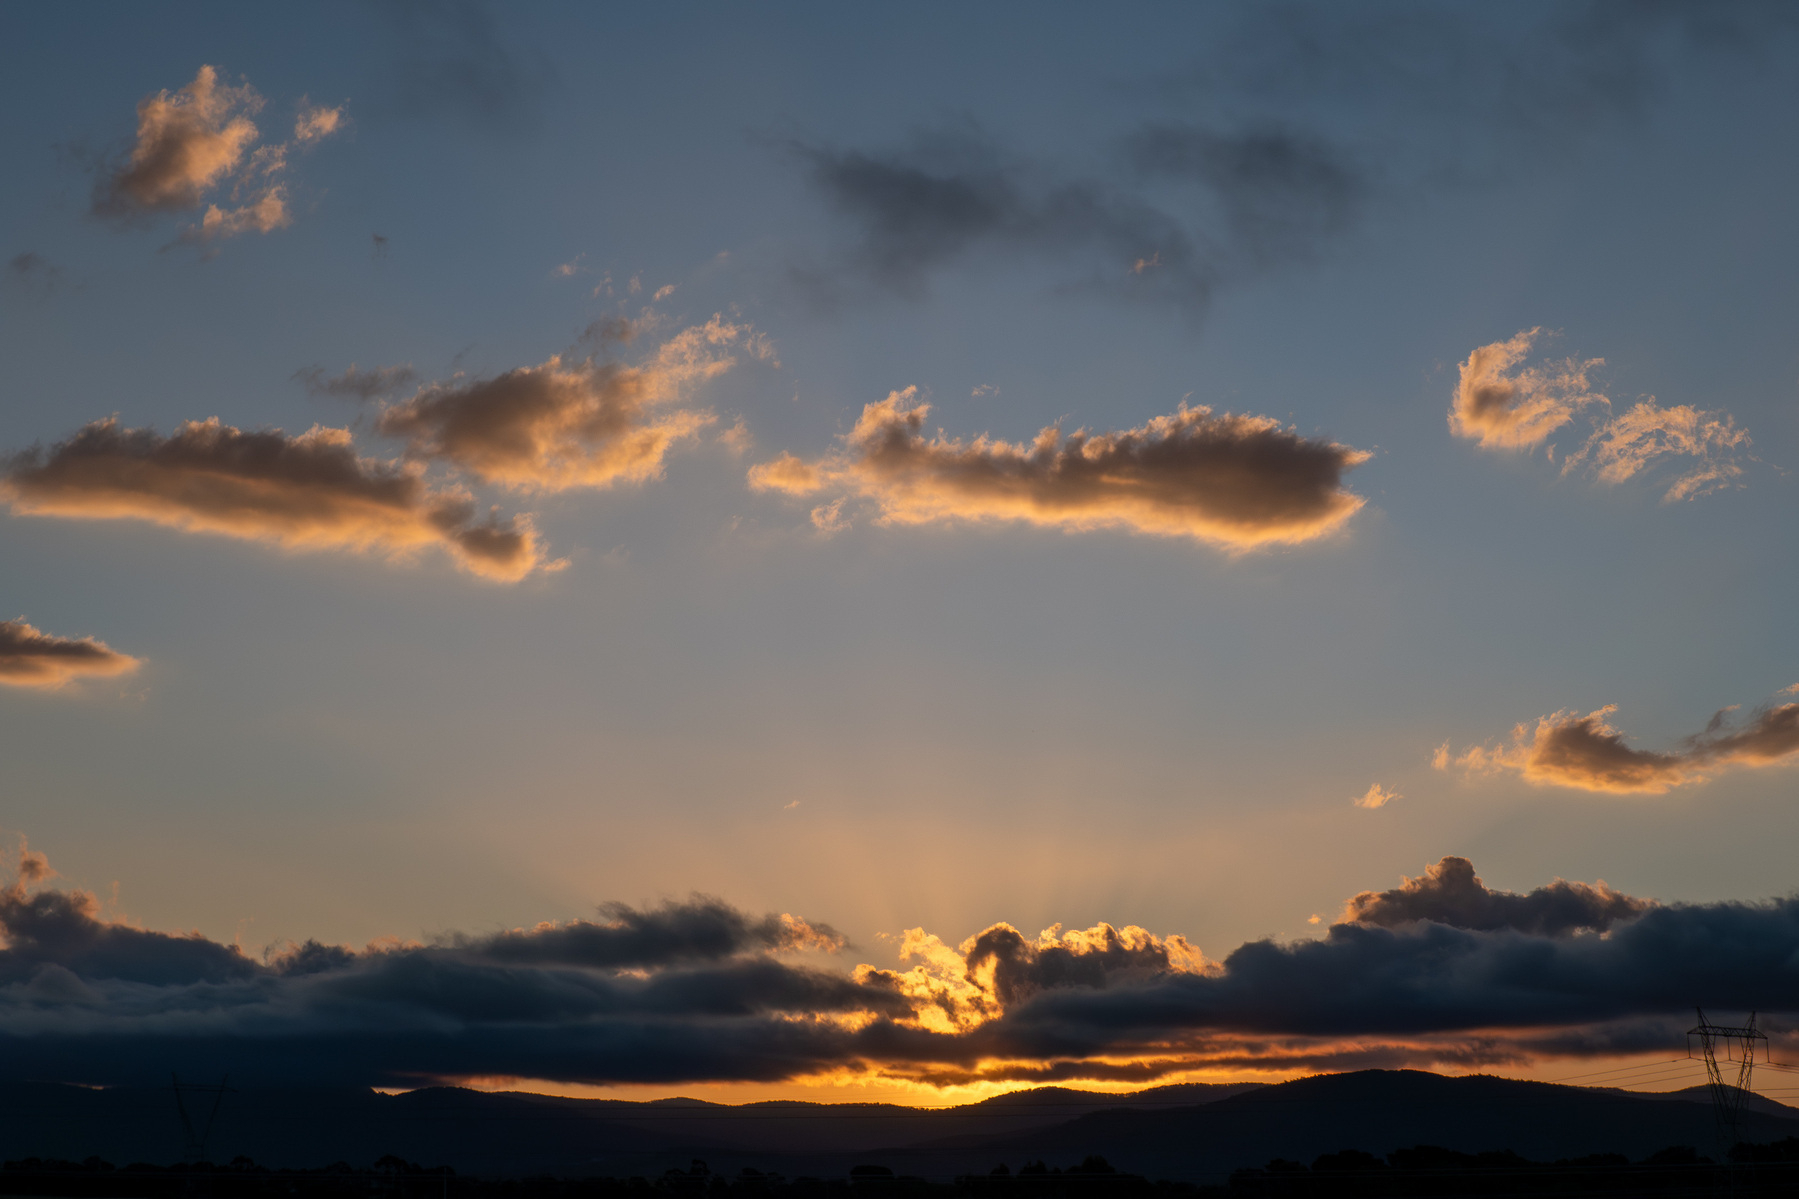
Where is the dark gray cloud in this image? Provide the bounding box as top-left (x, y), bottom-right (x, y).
top-left (1342, 856), bottom-right (1651, 936)
top-left (294, 364), bottom-right (419, 401)
top-left (7, 252), bottom-right (60, 293)
top-left (793, 3), bottom-right (1797, 308)
top-left (7, 851), bottom-right (1799, 1090)
top-left (381, 0), bottom-right (553, 133)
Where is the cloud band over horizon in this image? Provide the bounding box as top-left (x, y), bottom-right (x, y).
top-left (4, 849), bottom-right (1792, 1092)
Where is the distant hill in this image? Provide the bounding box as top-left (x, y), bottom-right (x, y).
top-left (1, 1071), bottom-right (1792, 1184)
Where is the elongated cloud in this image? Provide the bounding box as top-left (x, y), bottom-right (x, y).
top-left (94, 66), bottom-right (342, 243)
top-left (0, 618), bottom-right (140, 689)
top-left (1450, 330), bottom-right (1750, 499)
top-left (750, 389), bottom-right (1368, 549)
top-left (377, 317), bottom-right (764, 492)
top-left (7, 846), bottom-right (1799, 1091)
top-left (2, 418), bottom-right (548, 582)
top-left (1343, 856), bottom-right (1649, 936)
top-left (1446, 690), bottom-right (1799, 794)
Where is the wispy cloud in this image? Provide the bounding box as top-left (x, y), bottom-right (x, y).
top-left (750, 388), bottom-right (1369, 549)
top-left (93, 65), bottom-right (344, 245)
top-left (1352, 783), bottom-right (1399, 809)
top-left (0, 618), bottom-right (140, 690)
top-left (2, 418), bottom-right (549, 582)
top-left (294, 363), bottom-right (419, 401)
top-left (377, 316), bottom-right (769, 493)
top-left (1450, 329), bottom-right (1751, 500)
top-left (1443, 690), bottom-right (1799, 794)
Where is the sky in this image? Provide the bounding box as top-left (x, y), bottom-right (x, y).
top-left (3, 1), bottom-right (1799, 1105)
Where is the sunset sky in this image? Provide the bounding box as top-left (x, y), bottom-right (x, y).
top-left (4, 2), bottom-right (1799, 1105)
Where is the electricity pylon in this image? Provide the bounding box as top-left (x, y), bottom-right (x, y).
top-left (1687, 1009), bottom-right (1767, 1151)
top-left (170, 1074), bottom-right (233, 1164)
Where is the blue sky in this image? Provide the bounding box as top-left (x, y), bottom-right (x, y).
top-left (3, 2), bottom-right (1798, 1100)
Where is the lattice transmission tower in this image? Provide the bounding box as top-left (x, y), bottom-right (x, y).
top-left (170, 1074), bottom-right (233, 1164)
top-left (1687, 1009), bottom-right (1767, 1150)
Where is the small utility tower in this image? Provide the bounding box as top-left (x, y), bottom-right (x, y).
top-left (1688, 1009), bottom-right (1768, 1150)
top-left (170, 1074), bottom-right (234, 1164)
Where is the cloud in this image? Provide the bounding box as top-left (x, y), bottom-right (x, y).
top-left (1563, 399), bottom-right (1752, 502)
top-left (6, 252), bottom-right (60, 293)
top-left (293, 103), bottom-right (344, 144)
top-left (1343, 857), bottom-right (1650, 936)
top-left (1352, 783), bottom-right (1399, 809)
top-left (1446, 691), bottom-right (1799, 794)
top-left (95, 66), bottom-right (263, 215)
top-left (8, 846), bottom-right (1799, 1089)
top-left (382, 0), bottom-right (552, 134)
top-left (0, 618), bottom-right (140, 689)
top-left (1448, 329), bottom-right (1604, 451)
top-left (1450, 330), bottom-right (1751, 498)
top-left (376, 317), bottom-right (764, 492)
top-left (294, 363), bottom-right (419, 401)
top-left (93, 66), bottom-right (342, 244)
top-left (789, 8), bottom-right (1796, 311)
top-left (2, 418), bottom-right (550, 582)
top-left (750, 388), bottom-right (1368, 549)
top-left (793, 131), bottom-right (1213, 306)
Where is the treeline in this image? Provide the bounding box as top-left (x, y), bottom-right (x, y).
top-left (7, 1142), bottom-right (1799, 1199)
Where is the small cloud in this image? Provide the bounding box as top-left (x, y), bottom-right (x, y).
top-left (0, 618), bottom-right (141, 690)
top-left (716, 417), bottom-right (753, 454)
top-left (1306, 914), bottom-right (1322, 925)
top-left (94, 66), bottom-right (342, 246)
top-left (293, 102), bottom-right (344, 144)
top-left (1431, 741), bottom-right (1451, 770)
top-left (1353, 783), bottom-right (1400, 809)
top-left (294, 364), bottom-right (418, 402)
top-left (375, 316), bottom-right (759, 493)
top-left (653, 283), bottom-right (676, 301)
top-left (7, 252), bottom-right (61, 293)
top-left (553, 253), bottom-right (585, 278)
top-left (1132, 251), bottom-right (1161, 274)
top-left (628, 273), bottom-right (642, 295)
top-left (971, 384), bottom-right (999, 399)
top-left (809, 497), bottom-right (849, 536)
top-left (783, 800), bottom-right (801, 811)
top-left (1449, 329), bottom-right (1604, 451)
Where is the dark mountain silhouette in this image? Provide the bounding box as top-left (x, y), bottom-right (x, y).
top-left (0, 1070), bottom-right (1791, 1183)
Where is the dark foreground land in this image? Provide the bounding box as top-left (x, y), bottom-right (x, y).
top-left (9, 1144), bottom-right (1799, 1199)
top-left (5, 1070), bottom-right (1798, 1191)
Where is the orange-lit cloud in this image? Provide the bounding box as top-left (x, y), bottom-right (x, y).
top-left (1352, 783), bottom-right (1399, 809)
top-left (1451, 330), bottom-right (1751, 499)
top-left (0, 618), bottom-right (140, 689)
top-left (3, 418), bottom-right (549, 582)
top-left (95, 66), bottom-right (343, 243)
top-left (1444, 691), bottom-right (1799, 793)
top-left (1449, 328), bottom-right (1603, 450)
top-left (1563, 398), bottom-right (1751, 502)
top-left (750, 389), bottom-right (1369, 549)
top-left (377, 317), bottom-right (768, 492)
